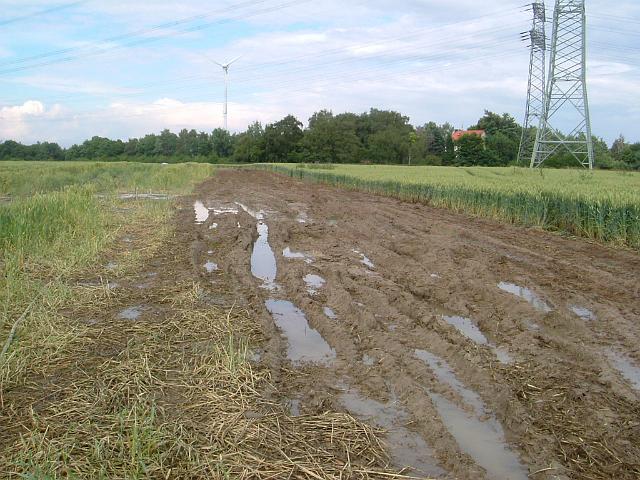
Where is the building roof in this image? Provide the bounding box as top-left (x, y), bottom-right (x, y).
top-left (451, 129), bottom-right (486, 142)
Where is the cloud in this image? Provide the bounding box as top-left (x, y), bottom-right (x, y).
top-left (0, 100), bottom-right (47, 139)
top-left (0, 0), bottom-right (638, 145)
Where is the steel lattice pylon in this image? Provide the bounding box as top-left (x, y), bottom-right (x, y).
top-left (532, 0), bottom-right (594, 169)
top-left (518, 2), bottom-right (547, 166)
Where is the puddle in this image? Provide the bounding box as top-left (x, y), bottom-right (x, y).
top-left (442, 316), bottom-right (512, 364)
top-left (353, 249), bottom-right (375, 269)
top-left (430, 273), bottom-right (441, 279)
top-left (251, 222), bottom-right (278, 291)
top-left (212, 206), bottom-right (239, 215)
top-left (388, 324), bottom-right (398, 332)
top-left (340, 389), bottom-right (444, 477)
top-left (498, 282), bottom-right (552, 313)
top-left (571, 306), bottom-right (596, 321)
top-left (118, 306), bottom-right (143, 321)
top-left (607, 350), bottom-right (640, 391)
top-left (119, 192), bottom-right (172, 200)
top-left (283, 247), bottom-right (314, 264)
top-left (323, 306), bottom-right (337, 320)
top-left (415, 350), bottom-right (484, 414)
top-left (415, 350), bottom-right (527, 480)
top-left (204, 261), bottom-right (219, 273)
top-left (429, 393), bottom-right (528, 480)
top-left (235, 202), bottom-right (265, 220)
top-left (265, 299), bottom-right (335, 365)
top-left (304, 274), bottom-right (325, 295)
top-left (209, 223), bottom-right (218, 230)
top-left (362, 354), bottom-right (375, 366)
top-left (193, 201), bottom-right (209, 224)
top-left (443, 316), bottom-right (489, 346)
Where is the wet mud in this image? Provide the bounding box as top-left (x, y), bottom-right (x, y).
top-left (190, 170), bottom-right (640, 479)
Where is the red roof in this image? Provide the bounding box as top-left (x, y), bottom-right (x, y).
top-left (452, 129), bottom-right (486, 142)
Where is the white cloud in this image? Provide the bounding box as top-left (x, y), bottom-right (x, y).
top-left (0, 0), bottom-right (638, 145)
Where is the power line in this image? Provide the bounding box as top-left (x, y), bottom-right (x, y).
top-left (0, 1), bottom-right (88, 27)
top-left (0, 12), bottom-right (524, 106)
top-left (0, 47), bottom-right (524, 126)
top-left (0, 0), bottom-right (312, 75)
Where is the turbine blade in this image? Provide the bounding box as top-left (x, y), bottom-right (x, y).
top-left (226, 55), bottom-right (242, 67)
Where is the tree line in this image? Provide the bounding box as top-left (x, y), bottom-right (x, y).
top-left (1, 108), bottom-right (638, 169)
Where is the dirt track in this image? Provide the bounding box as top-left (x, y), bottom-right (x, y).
top-left (192, 169), bottom-right (640, 479)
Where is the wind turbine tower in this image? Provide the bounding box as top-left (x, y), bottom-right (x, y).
top-left (214, 56), bottom-right (241, 131)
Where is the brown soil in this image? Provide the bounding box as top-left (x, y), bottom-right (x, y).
top-left (3, 169), bottom-right (639, 479)
top-left (192, 169), bottom-right (640, 480)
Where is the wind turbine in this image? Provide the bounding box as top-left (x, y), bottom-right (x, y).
top-left (213, 56), bottom-right (241, 131)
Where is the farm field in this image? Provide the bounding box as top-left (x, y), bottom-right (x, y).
top-left (1, 162), bottom-right (640, 479)
top-left (268, 164), bottom-right (640, 249)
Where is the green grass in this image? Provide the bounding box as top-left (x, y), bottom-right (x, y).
top-left (0, 160), bottom-right (216, 197)
top-left (265, 164), bottom-right (640, 249)
top-left (0, 162), bottom-right (215, 375)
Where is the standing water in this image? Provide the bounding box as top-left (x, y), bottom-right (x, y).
top-left (442, 315), bottom-right (513, 364)
top-left (415, 349), bottom-right (528, 480)
top-left (340, 388), bottom-right (445, 477)
top-left (498, 282), bottom-right (552, 313)
top-left (251, 222), bottom-right (278, 291)
top-left (265, 300), bottom-right (335, 365)
top-left (193, 201), bottom-right (209, 224)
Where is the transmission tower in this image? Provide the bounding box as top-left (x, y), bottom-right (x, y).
top-left (517, 2), bottom-right (547, 166)
top-left (531, 0), bottom-right (594, 169)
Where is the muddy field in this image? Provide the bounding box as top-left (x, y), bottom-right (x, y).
top-left (188, 169), bottom-right (640, 479)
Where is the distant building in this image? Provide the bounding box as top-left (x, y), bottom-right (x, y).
top-left (451, 129), bottom-right (486, 142)
top-left (451, 129), bottom-right (486, 155)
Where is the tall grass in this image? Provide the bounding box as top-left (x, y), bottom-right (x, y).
top-left (263, 164), bottom-right (640, 249)
top-left (0, 162), bottom-right (215, 367)
top-left (0, 161), bottom-right (216, 197)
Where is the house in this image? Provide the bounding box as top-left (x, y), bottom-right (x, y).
top-left (451, 129), bottom-right (486, 142)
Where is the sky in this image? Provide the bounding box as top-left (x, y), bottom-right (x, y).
top-left (0, 0), bottom-right (638, 147)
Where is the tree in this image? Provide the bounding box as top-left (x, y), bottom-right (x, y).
top-left (423, 122), bottom-right (446, 155)
top-left (177, 129), bottom-right (199, 157)
top-left (455, 134), bottom-right (485, 166)
top-left (485, 131), bottom-right (518, 165)
top-left (234, 122), bottom-right (264, 163)
top-left (263, 115), bottom-right (304, 162)
top-left (470, 111), bottom-right (521, 165)
top-left (302, 110), bottom-right (362, 163)
top-left (611, 134), bottom-right (627, 160)
top-left (154, 129), bottom-right (178, 156)
top-left (211, 128), bottom-right (234, 158)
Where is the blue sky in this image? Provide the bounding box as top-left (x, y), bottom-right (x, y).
top-left (0, 0), bottom-right (638, 147)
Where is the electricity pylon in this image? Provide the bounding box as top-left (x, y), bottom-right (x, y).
top-left (517, 2), bottom-right (546, 166)
top-left (531, 0), bottom-right (594, 169)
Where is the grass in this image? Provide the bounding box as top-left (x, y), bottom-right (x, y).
top-left (264, 164), bottom-right (640, 249)
top-left (0, 162), bottom-right (214, 385)
top-left (0, 160), bottom-right (216, 197)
